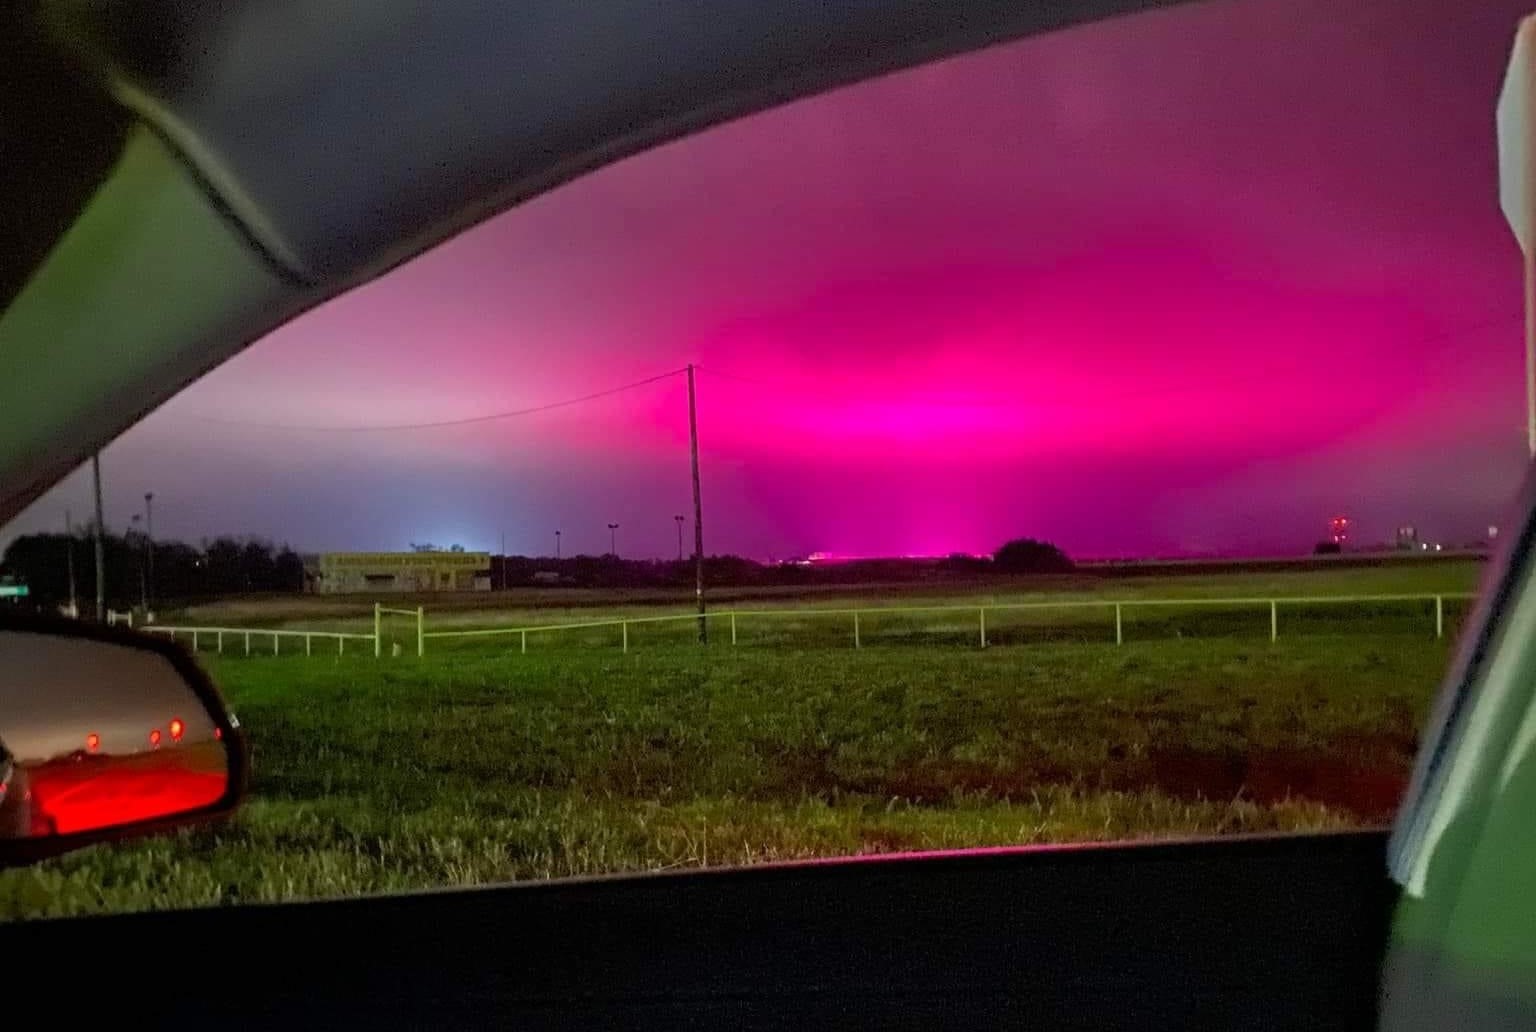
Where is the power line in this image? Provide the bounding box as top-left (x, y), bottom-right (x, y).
top-left (181, 367), bottom-right (689, 432)
top-left (177, 309), bottom-right (1523, 432)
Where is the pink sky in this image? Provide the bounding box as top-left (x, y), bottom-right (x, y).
top-left (7, 0), bottom-right (1532, 559)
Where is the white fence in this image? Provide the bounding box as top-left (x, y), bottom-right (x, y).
top-left (146, 603), bottom-right (423, 658)
top-left (425, 591), bottom-right (1478, 653)
top-left (140, 591), bottom-right (1478, 659)
top-left (142, 625), bottom-right (375, 656)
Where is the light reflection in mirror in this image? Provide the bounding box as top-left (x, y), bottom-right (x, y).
top-left (0, 631), bottom-right (228, 837)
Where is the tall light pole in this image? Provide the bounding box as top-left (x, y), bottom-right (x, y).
top-left (687, 364), bottom-right (707, 643)
top-left (132, 513), bottom-right (147, 613)
top-left (64, 509), bottom-right (77, 617)
top-left (607, 522), bottom-right (620, 557)
top-left (674, 515), bottom-right (685, 561)
top-left (130, 509), bottom-right (146, 614)
top-left (91, 453), bottom-right (105, 622)
top-left (143, 491), bottom-right (154, 615)
top-left (555, 529), bottom-right (561, 559)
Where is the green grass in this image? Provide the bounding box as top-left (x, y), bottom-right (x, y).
top-left (168, 559), bottom-right (1485, 636)
top-left (160, 560), bottom-right (1483, 661)
top-left (0, 635), bottom-right (1451, 921)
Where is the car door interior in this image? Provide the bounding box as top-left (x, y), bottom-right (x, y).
top-left (5, 831), bottom-right (1391, 1027)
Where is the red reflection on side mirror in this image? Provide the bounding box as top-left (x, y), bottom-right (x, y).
top-left (25, 744), bottom-right (230, 835)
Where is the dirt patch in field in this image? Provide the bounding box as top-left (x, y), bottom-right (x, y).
top-left (821, 746), bottom-right (1411, 820)
top-left (1132, 746), bottom-right (1410, 819)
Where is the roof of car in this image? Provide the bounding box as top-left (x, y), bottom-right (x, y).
top-left (0, 0), bottom-right (1184, 523)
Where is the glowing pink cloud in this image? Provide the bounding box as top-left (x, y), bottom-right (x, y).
top-left (4, 0), bottom-right (1530, 559)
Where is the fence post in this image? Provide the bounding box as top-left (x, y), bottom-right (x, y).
top-left (374, 603), bottom-right (382, 659)
top-left (417, 606), bottom-right (425, 657)
top-left (306, 634), bottom-right (312, 657)
top-left (273, 633), bottom-right (279, 656)
top-left (244, 631), bottom-right (250, 656)
top-left (730, 612), bottom-right (738, 646)
top-left (854, 611), bottom-right (861, 649)
top-left (521, 629), bottom-right (527, 655)
top-left (1270, 600), bottom-right (1278, 643)
top-left (192, 630), bottom-right (198, 652)
top-left (1115, 603), bottom-right (1123, 645)
top-left (217, 630), bottom-right (223, 654)
top-left (622, 620), bottom-right (629, 654)
top-left (1436, 595), bottom-right (1445, 640)
top-left (979, 607), bottom-right (987, 648)
top-left (338, 636), bottom-right (344, 657)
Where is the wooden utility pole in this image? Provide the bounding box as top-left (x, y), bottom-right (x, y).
top-left (91, 453), bottom-right (105, 621)
top-left (64, 508), bottom-right (77, 616)
top-left (688, 364), bottom-right (707, 643)
top-left (144, 491), bottom-right (154, 615)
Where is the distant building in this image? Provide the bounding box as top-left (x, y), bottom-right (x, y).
top-left (1396, 525), bottom-right (1419, 550)
top-left (311, 551), bottom-right (492, 593)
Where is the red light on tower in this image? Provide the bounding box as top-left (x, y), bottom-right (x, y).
top-left (1329, 515), bottom-right (1352, 546)
top-left (85, 733), bottom-right (100, 753)
top-left (168, 718), bottom-right (185, 742)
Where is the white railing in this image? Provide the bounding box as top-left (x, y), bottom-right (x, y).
top-left (137, 591), bottom-right (1480, 659)
top-left (426, 591), bottom-right (1480, 652)
top-left (141, 625), bottom-right (375, 656)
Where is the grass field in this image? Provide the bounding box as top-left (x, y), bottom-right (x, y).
top-left (149, 561), bottom-right (1488, 667)
top-left (0, 626), bottom-right (1455, 921)
top-left (168, 559), bottom-right (1485, 633)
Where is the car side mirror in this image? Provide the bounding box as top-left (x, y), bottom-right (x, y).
top-left (0, 615), bottom-right (245, 864)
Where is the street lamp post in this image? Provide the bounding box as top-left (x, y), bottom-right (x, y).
top-left (143, 491), bottom-right (154, 615)
top-left (607, 522), bottom-right (620, 557)
top-left (555, 529), bottom-right (561, 559)
top-left (64, 509), bottom-right (77, 617)
top-left (131, 513), bottom-right (147, 613)
top-left (674, 515), bottom-right (685, 561)
top-left (91, 453), bottom-right (105, 622)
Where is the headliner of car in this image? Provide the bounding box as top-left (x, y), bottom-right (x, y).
top-left (0, 0), bottom-right (1190, 523)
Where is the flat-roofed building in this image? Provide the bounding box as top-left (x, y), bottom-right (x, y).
top-left (313, 551), bottom-right (491, 593)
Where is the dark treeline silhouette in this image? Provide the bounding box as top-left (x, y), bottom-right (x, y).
top-left (492, 541), bottom-right (1073, 590)
top-left (1, 531), bottom-right (1075, 607)
top-left (992, 538), bottom-right (1074, 574)
top-left (1, 531), bottom-right (304, 610)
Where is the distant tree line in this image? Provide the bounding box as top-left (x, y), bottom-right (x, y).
top-left (0, 531), bottom-right (304, 611)
top-left (0, 531), bottom-right (1074, 608)
top-left (491, 538), bottom-right (1074, 589)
